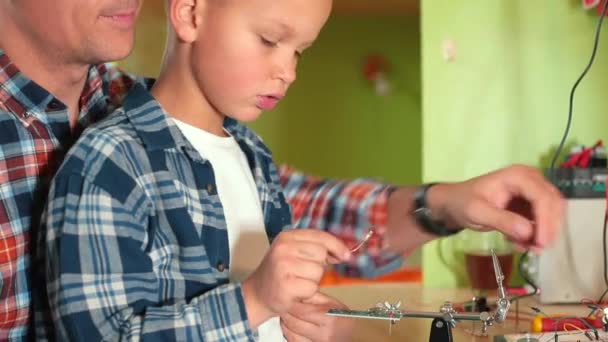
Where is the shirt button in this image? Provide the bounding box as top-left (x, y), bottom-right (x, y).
top-left (207, 184), bottom-right (214, 193)
top-left (47, 99), bottom-right (63, 111)
top-left (216, 261), bottom-right (225, 272)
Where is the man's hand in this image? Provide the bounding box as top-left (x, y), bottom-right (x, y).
top-left (427, 164), bottom-right (565, 253)
top-left (242, 230), bottom-right (351, 328)
top-left (386, 164), bottom-right (565, 255)
top-left (281, 292), bottom-right (354, 342)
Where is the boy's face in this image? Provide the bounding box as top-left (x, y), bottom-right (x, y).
top-left (192, 0), bottom-right (332, 122)
top-left (8, 0), bottom-right (141, 64)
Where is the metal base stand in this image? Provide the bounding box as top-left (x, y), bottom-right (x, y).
top-left (429, 318), bottom-right (454, 342)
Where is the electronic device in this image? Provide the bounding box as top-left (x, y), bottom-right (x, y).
top-left (537, 198), bottom-right (606, 303)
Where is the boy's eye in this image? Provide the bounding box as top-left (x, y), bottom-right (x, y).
top-left (260, 36), bottom-right (278, 47)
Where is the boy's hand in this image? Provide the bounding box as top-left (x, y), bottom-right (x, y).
top-left (280, 292), bottom-right (354, 342)
top-left (242, 230), bottom-right (351, 328)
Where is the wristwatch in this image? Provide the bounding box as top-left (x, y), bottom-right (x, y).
top-left (413, 183), bottom-right (461, 237)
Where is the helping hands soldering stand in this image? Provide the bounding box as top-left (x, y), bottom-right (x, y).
top-left (327, 250), bottom-right (511, 342)
top-left (428, 250), bottom-right (510, 342)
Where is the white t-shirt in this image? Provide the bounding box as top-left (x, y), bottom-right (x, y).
top-left (174, 119), bottom-right (283, 342)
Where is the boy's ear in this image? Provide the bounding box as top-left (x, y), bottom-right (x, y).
top-left (168, 0), bottom-right (204, 43)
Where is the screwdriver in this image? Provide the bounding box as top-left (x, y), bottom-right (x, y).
top-left (530, 315), bottom-right (604, 332)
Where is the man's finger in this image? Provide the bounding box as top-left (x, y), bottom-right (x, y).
top-left (534, 186), bottom-right (564, 249)
top-left (511, 241), bottom-right (527, 253)
top-left (469, 200), bottom-right (534, 242)
top-left (503, 169), bottom-right (561, 248)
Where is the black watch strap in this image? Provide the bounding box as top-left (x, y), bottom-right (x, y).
top-left (413, 183), bottom-right (460, 237)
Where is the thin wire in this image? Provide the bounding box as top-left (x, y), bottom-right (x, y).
top-left (582, 297), bottom-right (606, 318)
top-left (549, 0), bottom-right (608, 172)
top-left (510, 252), bottom-right (540, 302)
top-left (563, 322), bottom-right (586, 334)
top-left (552, 316), bottom-right (599, 341)
top-left (349, 228), bottom-right (375, 253)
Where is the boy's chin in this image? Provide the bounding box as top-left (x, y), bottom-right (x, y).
top-left (228, 108), bottom-right (265, 123)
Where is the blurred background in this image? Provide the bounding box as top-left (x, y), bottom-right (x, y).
top-left (117, 0), bottom-right (608, 289)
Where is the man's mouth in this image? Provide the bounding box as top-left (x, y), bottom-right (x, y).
top-left (99, 9), bottom-right (138, 28)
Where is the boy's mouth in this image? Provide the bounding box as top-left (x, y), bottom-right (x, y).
top-left (256, 95), bottom-right (283, 111)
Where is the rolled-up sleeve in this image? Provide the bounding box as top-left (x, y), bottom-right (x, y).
top-left (278, 165), bottom-right (403, 278)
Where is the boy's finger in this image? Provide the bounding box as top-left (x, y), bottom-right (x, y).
top-left (294, 242), bottom-right (330, 263)
top-left (282, 312), bottom-right (320, 339)
top-left (291, 260), bottom-right (325, 283)
top-left (290, 230), bottom-right (351, 262)
top-left (281, 317), bottom-right (314, 342)
top-left (326, 255), bottom-right (341, 264)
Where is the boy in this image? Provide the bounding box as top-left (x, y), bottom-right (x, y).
top-left (38, 0), bottom-right (362, 340)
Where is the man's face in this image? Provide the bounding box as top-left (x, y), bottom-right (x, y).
top-left (10, 0), bottom-right (142, 64)
top-left (191, 0), bottom-right (332, 122)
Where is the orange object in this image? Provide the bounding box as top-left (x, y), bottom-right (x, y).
top-left (530, 315), bottom-right (603, 332)
top-left (320, 267), bottom-right (422, 286)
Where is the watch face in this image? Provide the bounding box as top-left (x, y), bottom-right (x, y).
top-left (414, 183), bottom-right (461, 236)
top-left (414, 206), bottom-right (459, 237)
top-left (413, 207), bottom-right (430, 215)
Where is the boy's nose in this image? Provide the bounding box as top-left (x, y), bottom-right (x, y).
top-left (275, 61), bottom-right (297, 85)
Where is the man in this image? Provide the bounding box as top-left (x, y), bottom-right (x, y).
top-left (0, 0), bottom-right (563, 340)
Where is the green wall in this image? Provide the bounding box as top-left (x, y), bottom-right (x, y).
top-left (421, 1), bottom-right (608, 287)
top-left (250, 15), bottom-right (422, 186)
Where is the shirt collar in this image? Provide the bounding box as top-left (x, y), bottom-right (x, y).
top-left (123, 83), bottom-right (272, 159)
top-left (0, 48), bottom-right (117, 121)
top-left (0, 48), bottom-right (56, 117)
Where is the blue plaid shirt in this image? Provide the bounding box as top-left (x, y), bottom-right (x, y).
top-left (38, 84), bottom-right (294, 341)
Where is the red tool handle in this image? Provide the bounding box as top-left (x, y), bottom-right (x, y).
top-left (531, 316), bottom-right (603, 332)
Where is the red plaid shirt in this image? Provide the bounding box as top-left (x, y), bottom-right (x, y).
top-left (279, 165), bottom-right (402, 278)
top-left (0, 49), bottom-right (135, 340)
